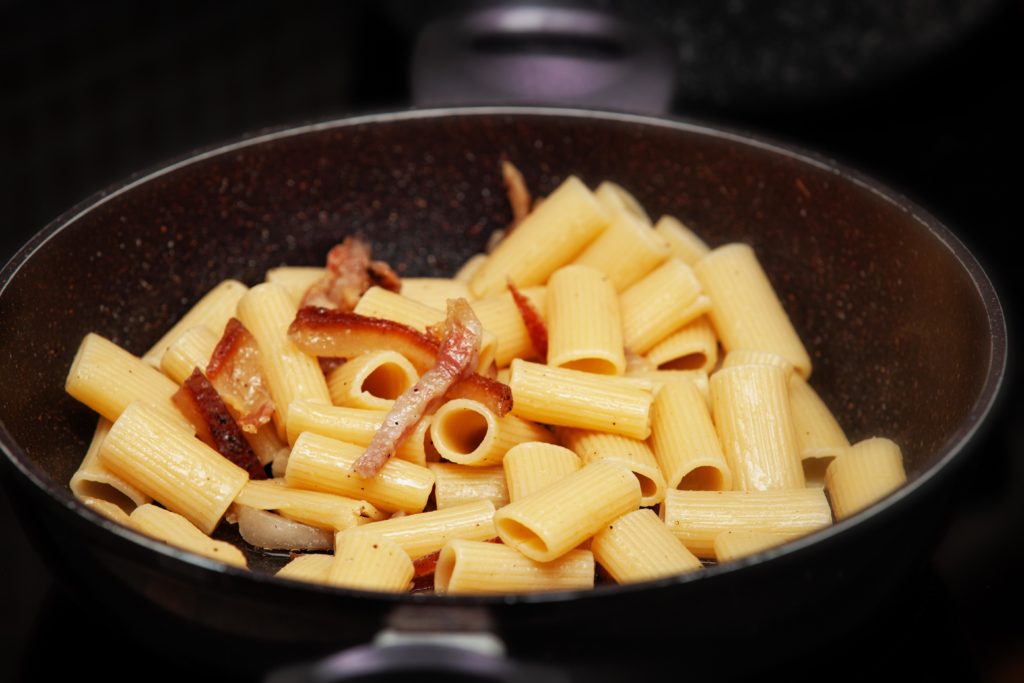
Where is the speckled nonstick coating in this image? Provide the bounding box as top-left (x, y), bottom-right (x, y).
top-left (0, 108), bottom-right (1006, 675)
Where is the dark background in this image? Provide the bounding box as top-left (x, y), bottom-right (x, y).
top-left (1, 1), bottom-right (1021, 681)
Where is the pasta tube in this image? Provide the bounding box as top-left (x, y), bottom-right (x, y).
top-left (70, 417), bottom-right (150, 512)
top-left (661, 488), bottom-right (832, 558)
top-left (99, 401), bottom-right (248, 535)
top-left (648, 377), bottom-right (731, 491)
top-left (825, 437), bottom-right (906, 520)
top-left (326, 350), bottom-right (419, 410)
top-left (129, 503), bottom-right (247, 568)
top-left (653, 215), bottom-right (710, 265)
top-left (591, 509), bottom-right (702, 583)
top-left (502, 442), bottom-right (582, 502)
top-left (644, 316), bottom-right (718, 373)
top-left (265, 266), bottom-right (324, 306)
top-left (789, 374), bottom-right (850, 484)
top-left (469, 175), bottom-right (610, 297)
top-left (435, 539), bottom-right (594, 594)
top-left (508, 359), bottom-right (654, 440)
top-left (328, 532), bottom-right (413, 592)
top-left (340, 500), bottom-right (497, 560)
top-left (557, 427), bottom-right (667, 506)
top-left (284, 431), bottom-right (435, 513)
top-left (429, 398), bottom-right (554, 466)
top-left (494, 460), bottom-right (640, 562)
top-left (710, 364), bottom-right (804, 491)
top-left (546, 264), bottom-right (626, 375)
top-left (276, 553), bottom-right (334, 584)
top-left (234, 478), bottom-right (385, 531)
top-left (694, 243), bottom-right (812, 378)
top-left (428, 463), bottom-right (509, 509)
top-left (236, 282), bottom-right (331, 439)
top-left (572, 211), bottom-right (669, 291)
top-left (470, 286), bottom-right (547, 366)
top-left (159, 325), bottom-right (219, 385)
top-left (713, 530), bottom-right (804, 563)
top-left (620, 258), bottom-right (708, 354)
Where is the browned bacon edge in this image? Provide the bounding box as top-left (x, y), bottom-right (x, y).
top-left (290, 307), bottom-right (511, 415)
top-left (301, 236), bottom-right (401, 311)
top-left (508, 281), bottom-right (548, 360)
top-left (172, 368), bottom-right (266, 479)
top-left (206, 318), bottom-right (275, 432)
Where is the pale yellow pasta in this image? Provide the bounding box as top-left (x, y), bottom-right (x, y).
top-left (70, 417), bottom-right (150, 512)
top-left (435, 539), bottom-right (594, 594)
top-left (649, 378), bottom-right (731, 491)
top-left (470, 286), bottom-right (546, 366)
top-left (694, 243), bottom-right (812, 378)
top-left (591, 509), bottom-right (702, 583)
top-left (400, 277), bottom-right (472, 310)
top-left (141, 279), bottom-right (247, 367)
top-left (644, 316), bottom-right (719, 373)
top-left (594, 180), bottom-right (652, 225)
top-left (235, 478), bottom-right (385, 531)
top-left (625, 369), bottom-right (710, 404)
top-left (80, 496), bottom-right (133, 526)
top-left (572, 211), bottom-right (669, 291)
top-left (328, 532), bottom-right (413, 592)
top-left (66, 333), bottom-right (188, 428)
top-left (284, 431), bottom-right (435, 513)
top-left (235, 282), bottom-right (331, 440)
top-left (508, 359), bottom-right (654, 440)
top-left (713, 530), bottom-right (806, 563)
top-left (286, 400), bottom-right (434, 466)
top-left (653, 215), bottom-right (710, 265)
top-left (619, 258), bottom-right (708, 354)
top-left (710, 364), bottom-right (805, 491)
top-left (99, 401), bottom-right (249, 535)
top-left (428, 463), bottom-right (509, 509)
top-left (721, 348), bottom-right (795, 379)
top-left (660, 488), bottom-right (832, 558)
top-left (494, 460), bottom-right (640, 562)
top-left (545, 264), bottom-right (626, 375)
top-left (557, 427), bottom-right (666, 506)
top-left (275, 553), bottom-right (334, 584)
top-left (454, 253), bottom-right (488, 283)
top-left (340, 500), bottom-right (497, 560)
top-left (129, 503), bottom-right (247, 568)
top-left (790, 374), bottom-right (850, 484)
top-left (265, 266), bottom-right (325, 306)
top-left (325, 350), bottom-right (419, 410)
top-left (353, 286), bottom-right (497, 372)
top-left (428, 398), bottom-right (554, 467)
top-left (469, 175), bottom-right (610, 297)
top-left (159, 325), bottom-right (219, 385)
top-left (502, 442), bottom-right (582, 502)
top-left (825, 437), bottom-right (907, 520)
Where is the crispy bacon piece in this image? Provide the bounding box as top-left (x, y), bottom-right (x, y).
top-left (300, 236), bottom-right (401, 311)
top-left (289, 307), bottom-right (440, 374)
top-left (508, 281), bottom-right (548, 360)
top-left (172, 368), bottom-right (267, 479)
top-left (289, 306), bottom-right (510, 415)
top-left (206, 318), bottom-right (275, 433)
top-left (444, 373), bottom-right (512, 417)
top-left (351, 299), bottom-right (482, 478)
top-left (502, 160), bottom-right (532, 228)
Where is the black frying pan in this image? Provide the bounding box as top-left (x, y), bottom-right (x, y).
top-left (0, 107), bottom-right (1007, 680)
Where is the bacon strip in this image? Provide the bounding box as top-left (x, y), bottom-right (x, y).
top-left (206, 318), bottom-right (275, 433)
top-left (351, 299), bottom-right (482, 478)
top-left (508, 281), bottom-right (548, 360)
top-left (289, 307), bottom-right (440, 374)
top-left (300, 236), bottom-right (401, 311)
top-left (172, 368), bottom-right (267, 479)
top-left (289, 307), bottom-right (511, 416)
top-left (502, 160), bottom-right (532, 228)
top-left (444, 373), bottom-right (512, 417)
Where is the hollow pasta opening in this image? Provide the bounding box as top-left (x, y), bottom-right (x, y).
top-left (361, 362), bottom-right (412, 400)
top-left (435, 408), bottom-right (490, 456)
top-left (560, 357), bottom-right (618, 375)
top-left (658, 352), bottom-right (707, 371)
top-left (434, 544), bottom-right (457, 593)
top-left (495, 517), bottom-right (548, 557)
top-left (679, 466), bottom-right (724, 491)
top-left (634, 471), bottom-right (660, 500)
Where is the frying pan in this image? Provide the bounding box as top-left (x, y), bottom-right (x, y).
top-left (0, 107), bottom-right (1006, 681)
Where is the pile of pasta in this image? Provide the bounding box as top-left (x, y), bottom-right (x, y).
top-left (65, 171), bottom-right (907, 594)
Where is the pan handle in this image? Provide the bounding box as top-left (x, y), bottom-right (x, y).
top-left (265, 607), bottom-right (568, 683)
top-left (410, 3), bottom-right (676, 114)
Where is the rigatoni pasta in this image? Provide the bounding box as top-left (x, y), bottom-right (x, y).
top-left (64, 164), bottom-right (907, 594)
